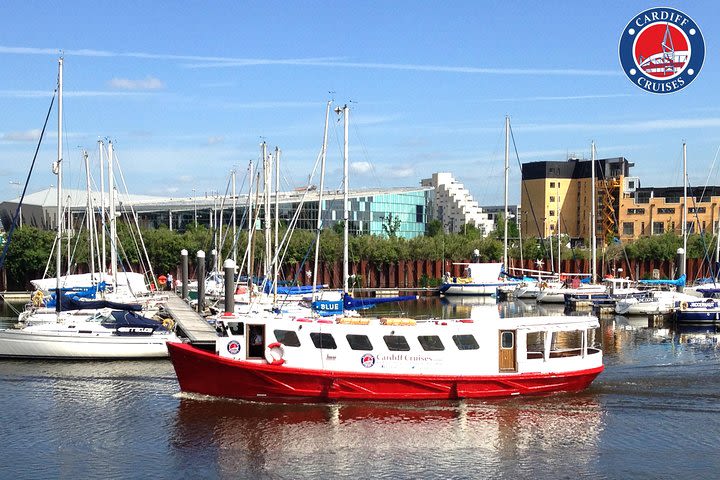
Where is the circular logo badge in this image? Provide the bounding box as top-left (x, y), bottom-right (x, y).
top-left (619, 7), bottom-right (704, 94)
top-left (360, 353), bottom-right (375, 368)
top-left (227, 340), bottom-right (241, 355)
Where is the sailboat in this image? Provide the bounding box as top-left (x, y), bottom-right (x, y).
top-left (440, 117), bottom-right (524, 297)
top-left (0, 58), bottom-right (176, 359)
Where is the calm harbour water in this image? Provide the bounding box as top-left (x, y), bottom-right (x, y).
top-left (1, 297), bottom-right (720, 479)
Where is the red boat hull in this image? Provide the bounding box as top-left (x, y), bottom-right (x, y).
top-left (167, 342), bottom-right (604, 401)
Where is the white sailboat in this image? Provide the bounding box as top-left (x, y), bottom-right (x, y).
top-left (440, 117), bottom-right (522, 297)
top-left (0, 58), bottom-right (176, 359)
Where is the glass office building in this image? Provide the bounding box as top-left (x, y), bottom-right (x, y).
top-left (2, 186), bottom-right (434, 240)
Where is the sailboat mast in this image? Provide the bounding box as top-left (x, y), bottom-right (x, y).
top-left (340, 105), bottom-right (350, 294)
top-left (84, 150), bottom-right (96, 283)
top-left (556, 181), bottom-right (561, 274)
top-left (682, 141), bottom-right (687, 277)
top-left (108, 140), bottom-right (117, 290)
top-left (99, 140), bottom-right (106, 274)
top-left (503, 116), bottom-right (509, 271)
top-left (55, 57), bottom-right (63, 313)
top-left (591, 141), bottom-right (597, 284)
top-left (312, 101), bottom-right (331, 302)
top-left (247, 159), bottom-right (254, 296)
top-left (232, 169), bottom-right (237, 262)
top-left (273, 146), bottom-right (280, 302)
top-left (716, 204), bottom-right (720, 278)
top-left (312, 100), bottom-right (332, 302)
top-left (264, 148), bottom-right (272, 281)
top-left (262, 142), bottom-right (271, 281)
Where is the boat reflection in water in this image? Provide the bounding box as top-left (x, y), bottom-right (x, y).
top-left (172, 393), bottom-right (603, 478)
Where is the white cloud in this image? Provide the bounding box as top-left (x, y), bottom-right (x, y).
top-left (108, 76), bottom-right (165, 90)
top-left (2, 129), bottom-right (41, 141)
top-left (0, 45), bottom-right (618, 77)
top-left (350, 161), bottom-right (373, 174)
top-left (207, 135), bottom-right (225, 145)
top-left (392, 166), bottom-right (415, 178)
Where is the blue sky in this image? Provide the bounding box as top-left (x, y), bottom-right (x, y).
top-left (1, 1), bottom-right (719, 206)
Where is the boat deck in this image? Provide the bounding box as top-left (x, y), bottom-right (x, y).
top-left (164, 295), bottom-right (217, 345)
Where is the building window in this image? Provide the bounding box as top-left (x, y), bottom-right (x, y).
top-left (689, 207), bottom-right (706, 214)
top-left (550, 182), bottom-right (555, 188)
top-left (657, 208), bottom-right (675, 214)
top-left (549, 196), bottom-right (555, 202)
top-left (652, 222), bottom-right (664, 235)
top-left (549, 210), bottom-right (555, 216)
top-left (622, 222), bottom-right (634, 236)
top-left (686, 222), bottom-right (694, 234)
top-left (627, 208), bottom-right (646, 215)
top-left (665, 197), bottom-right (680, 204)
top-left (549, 224), bottom-right (555, 231)
top-left (628, 181), bottom-right (635, 189)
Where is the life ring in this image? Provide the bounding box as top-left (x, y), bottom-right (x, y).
top-left (680, 301), bottom-right (688, 310)
top-left (32, 290), bottom-right (44, 307)
top-left (162, 318), bottom-right (175, 331)
top-left (265, 342), bottom-right (285, 366)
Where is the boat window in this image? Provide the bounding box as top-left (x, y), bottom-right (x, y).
top-left (227, 322), bottom-right (244, 336)
top-left (418, 335), bottom-right (444, 351)
top-left (452, 334), bottom-right (479, 350)
top-left (383, 335), bottom-right (410, 351)
top-left (588, 327), bottom-right (602, 353)
top-left (526, 331), bottom-right (545, 359)
top-left (273, 329), bottom-right (301, 347)
top-left (549, 330), bottom-right (583, 358)
top-left (346, 334), bottom-right (373, 351)
top-left (501, 331), bottom-right (514, 349)
top-left (310, 332), bottom-right (337, 349)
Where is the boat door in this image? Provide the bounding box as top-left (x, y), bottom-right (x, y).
top-left (498, 330), bottom-right (517, 372)
top-left (247, 324), bottom-right (265, 359)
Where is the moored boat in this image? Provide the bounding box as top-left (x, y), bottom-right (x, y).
top-left (439, 262), bottom-right (517, 296)
top-left (0, 310), bottom-right (176, 359)
top-left (167, 313), bottom-right (603, 401)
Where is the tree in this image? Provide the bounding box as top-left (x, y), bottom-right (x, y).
top-left (425, 219), bottom-right (443, 237)
top-left (381, 214), bottom-right (402, 238)
top-left (3, 226), bottom-right (56, 289)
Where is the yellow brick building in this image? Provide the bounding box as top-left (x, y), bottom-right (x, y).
top-left (619, 186), bottom-right (720, 240)
top-left (520, 157), bottom-right (634, 241)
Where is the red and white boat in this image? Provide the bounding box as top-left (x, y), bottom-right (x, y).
top-left (167, 312), bottom-right (603, 401)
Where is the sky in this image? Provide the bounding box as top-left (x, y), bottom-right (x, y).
top-left (1, 0), bottom-right (719, 207)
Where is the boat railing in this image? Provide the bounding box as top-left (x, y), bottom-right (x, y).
top-left (549, 347), bottom-right (584, 358)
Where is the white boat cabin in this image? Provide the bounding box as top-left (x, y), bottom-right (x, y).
top-left (213, 314), bottom-right (603, 377)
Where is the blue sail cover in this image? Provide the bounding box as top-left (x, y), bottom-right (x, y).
top-left (638, 274), bottom-right (686, 287)
top-left (343, 293), bottom-right (418, 311)
top-left (311, 293), bottom-right (417, 316)
top-left (263, 282), bottom-right (323, 295)
top-left (48, 294), bottom-right (143, 311)
top-left (106, 310), bottom-right (165, 335)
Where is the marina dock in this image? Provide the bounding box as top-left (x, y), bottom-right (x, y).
top-left (163, 294), bottom-right (218, 346)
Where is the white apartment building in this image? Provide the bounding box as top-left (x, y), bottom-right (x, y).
top-left (421, 172), bottom-right (494, 235)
